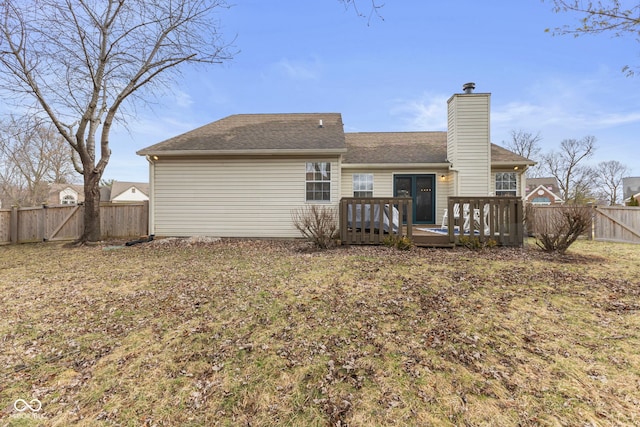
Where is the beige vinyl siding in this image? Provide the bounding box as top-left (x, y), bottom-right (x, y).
top-left (341, 168), bottom-right (450, 225)
top-left (151, 157), bottom-right (340, 238)
top-left (447, 93), bottom-right (491, 196)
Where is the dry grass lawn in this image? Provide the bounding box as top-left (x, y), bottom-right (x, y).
top-left (1, 238), bottom-right (639, 426)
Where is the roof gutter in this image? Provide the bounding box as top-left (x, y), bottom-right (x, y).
top-left (341, 163), bottom-right (449, 169)
top-left (491, 161), bottom-right (537, 168)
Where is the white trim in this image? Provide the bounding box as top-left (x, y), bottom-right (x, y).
top-left (138, 148), bottom-right (347, 157)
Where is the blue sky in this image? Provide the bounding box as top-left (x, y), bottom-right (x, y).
top-left (107, 0), bottom-right (640, 182)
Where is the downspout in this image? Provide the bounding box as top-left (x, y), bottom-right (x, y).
top-left (519, 165), bottom-right (529, 200)
top-left (145, 155), bottom-right (156, 235)
top-left (449, 162), bottom-right (460, 197)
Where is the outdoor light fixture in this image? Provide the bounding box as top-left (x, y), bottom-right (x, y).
top-left (152, 155), bottom-right (159, 160)
top-left (513, 166), bottom-right (519, 170)
top-left (440, 174), bottom-right (446, 180)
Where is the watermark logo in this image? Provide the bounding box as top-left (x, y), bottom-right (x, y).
top-left (14, 398), bottom-right (42, 413)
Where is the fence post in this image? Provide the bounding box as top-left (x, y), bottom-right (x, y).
top-left (10, 205), bottom-right (18, 244)
top-left (588, 202), bottom-right (595, 241)
top-left (39, 204), bottom-right (47, 241)
top-left (142, 200), bottom-right (150, 236)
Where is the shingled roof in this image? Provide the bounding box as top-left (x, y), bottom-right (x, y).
top-left (344, 132), bottom-right (534, 165)
top-left (344, 132), bottom-right (447, 164)
top-left (137, 112), bottom-right (534, 167)
top-left (490, 145), bottom-right (536, 166)
top-left (137, 113), bottom-right (347, 155)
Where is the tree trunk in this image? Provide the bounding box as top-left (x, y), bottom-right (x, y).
top-left (81, 174), bottom-right (102, 242)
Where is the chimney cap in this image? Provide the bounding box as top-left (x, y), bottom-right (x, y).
top-left (462, 82), bottom-right (476, 94)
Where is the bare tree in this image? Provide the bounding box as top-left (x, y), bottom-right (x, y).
top-left (0, 0), bottom-right (232, 242)
top-left (339, 0), bottom-right (384, 23)
top-left (594, 160), bottom-right (629, 205)
top-left (541, 136), bottom-right (597, 204)
top-left (543, 0), bottom-right (640, 75)
top-left (503, 129), bottom-right (543, 177)
top-left (0, 116), bottom-right (76, 206)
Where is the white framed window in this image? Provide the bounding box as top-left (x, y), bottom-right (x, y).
top-left (59, 188), bottom-right (78, 205)
top-left (353, 173), bottom-right (373, 197)
top-left (61, 194), bottom-right (77, 205)
top-left (306, 162), bottom-right (331, 201)
top-left (495, 172), bottom-right (517, 196)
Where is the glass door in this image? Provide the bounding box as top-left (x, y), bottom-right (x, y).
top-left (393, 174), bottom-right (435, 224)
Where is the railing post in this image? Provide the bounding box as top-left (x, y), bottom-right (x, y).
top-left (406, 198), bottom-right (413, 239)
top-left (516, 198), bottom-right (524, 246)
top-left (447, 197), bottom-right (455, 244)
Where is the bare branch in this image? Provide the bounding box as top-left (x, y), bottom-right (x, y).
top-left (339, 0), bottom-right (385, 24)
top-left (540, 136), bottom-right (597, 203)
top-left (0, 0), bottom-right (234, 241)
top-left (0, 115), bottom-right (76, 206)
top-left (594, 159), bottom-right (629, 205)
top-left (530, 205), bottom-right (592, 254)
top-left (543, 0), bottom-right (640, 75)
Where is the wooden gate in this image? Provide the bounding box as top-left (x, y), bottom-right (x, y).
top-left (593, 206), bottom-right (640, 244)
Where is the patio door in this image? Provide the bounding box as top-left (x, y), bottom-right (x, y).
top-left (393, 174), bottom-right (435, 224)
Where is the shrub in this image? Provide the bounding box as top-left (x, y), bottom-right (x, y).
top-left (533, 205), bottom-right (592, 254)
top-left (291, 205), bottom-right (339, 249)
top-left (382, 234), bottom-right (413, 250)
top-left (628, 195), bottom-right (639, 206)
top-left (458, 235), bottom-right (497, 250)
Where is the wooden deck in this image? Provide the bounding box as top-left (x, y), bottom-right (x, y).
top-left (339, 197), bottom-right (525, 248)
top-left (411, 226), bottom-right (455, 248)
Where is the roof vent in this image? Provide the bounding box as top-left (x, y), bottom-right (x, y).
top-left (462, 82), bottom-right (475, 94)
top-left (318, 119), bottom-right (323, 128)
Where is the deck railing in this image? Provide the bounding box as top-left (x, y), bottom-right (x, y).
top-left (339, 197), bottom-right (412, 245)
top-left (445, 197), bottom-right (524, 246)
top-left (339, 196), bottom-right (524, 247)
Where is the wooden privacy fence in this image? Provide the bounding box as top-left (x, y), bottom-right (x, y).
top-left (593, 206), bottom-right (640, 243)
top-left (339, 197), bottom-right (412, 245)
top-left (0, 202), bottom-right (149, 244)
top-left (446, 197), bottom-right (524, 247)
top-left (527, 205), bottom-right (640, 244)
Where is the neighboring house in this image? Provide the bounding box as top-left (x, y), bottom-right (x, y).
top-left (524, 177), bottom-right (564, 205)
top-left (47, 183), bottom-right (85, 205)
top-left (137, 84), bottom-right (535, 238)
top-left (46, 181), bottom-right (149, 205)
top-left (109, 181), bottom-right (149, 203)
top-left (622, 177), bottom-right (640, 204)
top-left (100, 186), bottom-right (112, 202)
